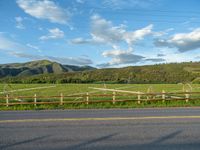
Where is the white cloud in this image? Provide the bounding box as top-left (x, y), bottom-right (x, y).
top-left (17, 0), bottom-right (70, 24)
top-left (15, 16), bottom-right (25, 29)
top-left (99, 49), bottom-right (145, 67)
top-left (90, 15), bottom-right (126, 44)
top-left (10, 52), bottom-right (93, 65)
top-left (152, 48), bottom-right (197, 63)
top-left (71, 15), bottom-right (153, 48)
top-left (70, 15), bottom-right (155, 67)
top-left (40, 28), bottom-right (64, 40)
top-left (70, 37), bottom-right (93, 44)
top-left (123, 24), bottom-right (153, 46)
top-left (153, 28), bottom-right (174, 37)
top-left (154, 28), bottom-right (200, 52)
top-left (102, 49), bottom-right (131, 57)
top-left (99, 48), bottom-right (166, 67)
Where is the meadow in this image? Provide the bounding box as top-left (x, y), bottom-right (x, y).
top-left (1, 83), bottom-right (200, 96)
top-left (0, 83), bottom-right (200, 110)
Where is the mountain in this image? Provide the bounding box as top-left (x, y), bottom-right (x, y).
top-left (0, 60), bottom-right (96, 78)
top-left (1, 61), bottom-right (200, 84)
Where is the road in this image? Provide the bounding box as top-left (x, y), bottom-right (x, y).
top-left (1, 108), bottom-right (200, 150)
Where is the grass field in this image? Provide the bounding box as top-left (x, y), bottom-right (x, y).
top-left (0, 83), bottom-right (200, 110)
top-left (1, 83), bottom-right (200, 96)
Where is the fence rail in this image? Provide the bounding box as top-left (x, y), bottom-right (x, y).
top-left (1, 91), bottom-right (200, 107)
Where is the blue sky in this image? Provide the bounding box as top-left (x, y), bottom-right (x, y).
top-left (0, 0), bottom-right (200, 67)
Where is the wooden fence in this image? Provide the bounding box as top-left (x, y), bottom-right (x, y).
top-left (0, 91), bottom-right (200, 107)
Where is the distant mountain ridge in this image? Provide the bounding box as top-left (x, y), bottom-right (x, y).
top-left (0, 60), bottom-right (96, 77)
top-left (1, 60), bottom-right (200, 84)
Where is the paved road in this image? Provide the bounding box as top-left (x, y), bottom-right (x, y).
top-left (1, 108), bottom-right (200, 150)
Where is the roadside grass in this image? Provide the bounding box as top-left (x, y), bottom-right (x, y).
top-left (1, 84), bottom-right (200, 110)
top-left (1, 99), bottom-right (200, 110)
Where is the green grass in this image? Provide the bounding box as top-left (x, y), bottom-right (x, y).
top-left (1, 83), bottom-right (200, 96)
top-left (1, 100), bottom-right (200, 111)
top-left (0, 83), bottom-right (200, 110)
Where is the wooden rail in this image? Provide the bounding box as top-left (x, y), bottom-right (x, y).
top-left (0, 91), bottom-right (200, 107)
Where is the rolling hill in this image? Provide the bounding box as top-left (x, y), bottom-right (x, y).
top-left (0, 60), bottom-right (95, 78)
top-left (1, 60), bottom-right (200, 84)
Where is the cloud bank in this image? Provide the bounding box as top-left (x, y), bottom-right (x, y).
top-left (154, 28), bottom-right (200, 52)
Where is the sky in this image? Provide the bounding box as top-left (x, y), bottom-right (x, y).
top-left (0, 0), bottom-right (200, 68)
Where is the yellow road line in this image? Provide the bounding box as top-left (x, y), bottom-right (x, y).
top-left (1, 116), bottom-right (200, 123)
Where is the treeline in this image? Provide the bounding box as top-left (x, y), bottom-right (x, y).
top-left (1, 62), bottom-right (200, 84)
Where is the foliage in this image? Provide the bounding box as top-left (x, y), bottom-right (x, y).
top-left (1, 62), bottom-right (200, 84)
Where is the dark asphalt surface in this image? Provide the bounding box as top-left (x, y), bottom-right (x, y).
top-left (1, 108), bottom-right (200, 150)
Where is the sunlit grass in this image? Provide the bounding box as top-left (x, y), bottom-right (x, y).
top-left (0, 83), bottom-right (200, 110)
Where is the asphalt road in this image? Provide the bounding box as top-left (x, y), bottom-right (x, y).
top-left (1, 108), bottom-right (200, 150)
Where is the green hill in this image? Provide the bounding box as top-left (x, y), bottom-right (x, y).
top-left (1, 61), bottom-right (200, 84)
top-left (0, 60), bottom-right (96, 78)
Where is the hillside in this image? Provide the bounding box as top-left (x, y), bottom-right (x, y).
top-left (0, 60), bottom-right (96, 78)
top-left (1, 61), bottom-right (200, 84)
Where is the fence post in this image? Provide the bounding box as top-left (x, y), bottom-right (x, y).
top-left (112, 92), bottom-right (116, 104)
top-left (162, 90), bottom-right (165, 103)
top-left (137, 91), bottom-right (141, 104)
top-left (146, 92), bottom-right (149, 101)
top-left (185, 90), bottom-right (189, 103)
top-left (60, 93), bottom-right (63, 105)
top-left (6, 94), bottom-right (9, 107)
top-left (86, 92), bottom-right (89, 105)
top-left (34, 94), bottom-right (37, 106)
